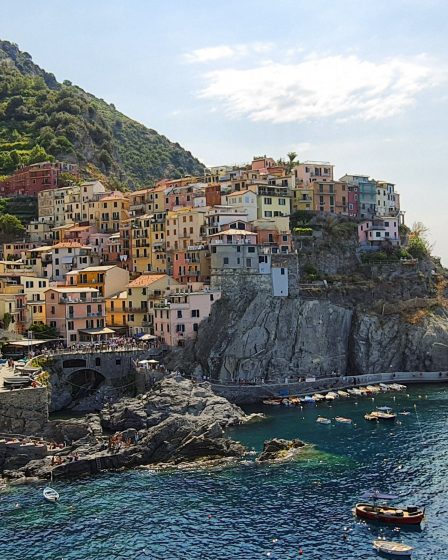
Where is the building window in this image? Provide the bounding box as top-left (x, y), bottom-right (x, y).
top-left (191, 309), bottom-right (200, 318)
top-left (246, 258), bottom-right (252, 267)
top-left (279, 199), bottom-right (286, 206)
top-left (223, 257), bottom-right (229, 265)
top-left (264, 197), bottom-right (272, 205)
top-left (67, 321), bottom-right (74, 330)
top-left (177, 310), bottom-right (183, 318)
top-left (193, 323), bottom-right (199, 332)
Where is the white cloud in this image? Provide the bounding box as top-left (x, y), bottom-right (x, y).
top-left (184, 42), bottom-right (273, 64)
top-left (197, 54), bottom-right (442, 123)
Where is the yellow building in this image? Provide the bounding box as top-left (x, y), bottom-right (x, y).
top-left (66, 265), bottom-right (130, 298)
top-left (20, 275), bottom-right (49, 327)
top-left (106, 290), bottom-right (128, 331)
top-left (252, 184), bottom-right (291, 222)
top-left (291, 186), bottom-right (314, 212)
top-left (130, 213), bottom-right (167, 274)
top-left (92, 192), bottom-right (130, 234)
top-left (126, 273), bottom-right (180, 335)
top-left (0, 278), bottom-right (27, 334)
top-left (165, 207), bottom-right (207, 253)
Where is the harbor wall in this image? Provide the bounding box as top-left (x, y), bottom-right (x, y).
top-left (211, 370), bottom-right (448, 404)
top-left (0, 387), bottom-right (49, 434)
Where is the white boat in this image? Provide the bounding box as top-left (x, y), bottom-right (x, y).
top-left (335, 416), bottom-right (352, 424)
top-left (389, 383), bottom-right (407, 391)
top-left (348, 388), bottom-right (362, 396)
top-left (302, 395), bottom-right (315, 404)
top-left (325, 392), bottom-right (338, 401)
top-left (373, 540), bottom-right (413, 557)
top-left (316, 416), bottom-right (331, 424)
top-left (379, 383), bottom-right (390, 392)
top-left (337, 390), bottom-right (349, 397)
top-left (367, 385), bottom-right (381, 393)
top-left (43, 487), bottom-right (59, 503)
top-left (312, 393), bottom-right (325, 402)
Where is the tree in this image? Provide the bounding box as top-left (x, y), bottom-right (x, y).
top-left (286, 151), bottom-right (298, 172)
top-left (29, 323), bottom-right (59, 339)
top-left (408, 222), bottom-right (432, 259)
top-left (0, 213), bottom-right (25, 242)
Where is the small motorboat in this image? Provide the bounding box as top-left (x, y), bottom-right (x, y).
top-left (355, 491), bottom-right (424, 526)
top-left (262, 399), bottom-right (282, 406)
top-left (337, 390), bottom-right (349, 397)
top-left (302, 395), bottom-right (315, 404)
top-left (289, 397), bottom-right (301, 406)
top-left (312, 393), bottom-right (325, 402)
top-left (365, 410), bottom-right (396, 421)
top-left (348, 388), bottom-right (362, 396)
top-left (316, 416), bottom-right (331, 424)
top-left (389, 383), bottom-right (407, 391)
top-left (325, 392), bottom-right (338, 401)
top-left (373, 540), bottom-right (413, 557)
top-left (367, 385), bottom-right (381, 393)
top-left (379, 383), bottom-right (390, 392)
top-left (335, 416), bottom-right (352, 424)
top-left (43, 487), bottom-right (59, 503)
top-left (399, 411), bottom-right (411, 416)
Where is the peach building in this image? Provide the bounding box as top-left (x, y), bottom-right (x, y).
top-left (45, 286), bottom-right (108, 344)
top-left (153, 288), bottom-right (221, 347)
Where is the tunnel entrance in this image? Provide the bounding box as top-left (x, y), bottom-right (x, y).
top-left (67, 369), bottom-right (105, 400)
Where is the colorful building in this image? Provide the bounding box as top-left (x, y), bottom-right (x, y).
top-left (45, 286), bottom-right (108, 344)
top-left (66, 265), bottom-right (130, 298)
top-left (153, 288), bottom-right (221, 347)
top-left (126, 273), bottom-right (180, 335)
top-left (130, 213), bottom-right (166, 274)
top-left (358, 217), bottom-right (400, 247)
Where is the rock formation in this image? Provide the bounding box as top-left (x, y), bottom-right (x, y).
top-left (257, 438), bottom-right (306, 462)
top-left (2, 376), bottom-right (248, 481)
top-left (166, 259), bottom-right (448, 381)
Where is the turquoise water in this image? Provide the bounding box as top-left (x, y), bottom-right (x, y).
top-left (1, 384), bottom-right (448, 559)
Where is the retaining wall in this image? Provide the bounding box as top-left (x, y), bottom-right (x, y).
top-left (211, 370), bottom-right (448, 404)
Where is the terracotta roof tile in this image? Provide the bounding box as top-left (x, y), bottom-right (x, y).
top-left (127, 274), bottom-right (168, 288)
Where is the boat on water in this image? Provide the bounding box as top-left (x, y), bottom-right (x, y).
top-left (379, 383), bottom-right (390, 392)
top-left (335, 416), bottom-right (352, 424)
top-left (347, 388), bottom-right (362, 396)
top-left (337, 390), bottom-right (349, 397)
top-left (262, 399), bottom-right (282, 406)
top-left (373, 540), bottom-right (413, 557)
top-left (316, 416), bottom-right (331, 424)
top-left (366, 385), bottom-right (381, 393)
top-left (389, 383), bottom-right (407, 391)
top-left (312, 393), bottom-right (325, 402)
top-left (355, 491), bottom-right (424, 526)
top-left (365, 410), bottom-right (397, 421)
top-left (325, 391), bottom-right (338, 400)
top-left (43, 487), bottom-right (59, 503)
top-left (289, 397), bottom-right (301, 406)
top-left (302, 395), bottom-right (315, 404)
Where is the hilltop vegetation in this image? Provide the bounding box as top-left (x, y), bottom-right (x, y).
top-left (0, 40), bottom-right (204, 188)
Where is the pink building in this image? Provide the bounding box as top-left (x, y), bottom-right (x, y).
top-left (165, 183), bottom-right (207, 211)
top-left (358, 217), bottom-right (400, 247)
top-left (63, 225), bottom-right (95, 246)
top-left (153, 289), bottom-right (221, 347)
top-left (45, 286), bottom-right (109, 344)
top-left (294, 161), bottom-right (334, 185)
top-left (251, 157), bottom-right (276, 172)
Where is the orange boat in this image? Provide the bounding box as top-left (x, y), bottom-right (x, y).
top-left (355, 491), bottom-right (424, 526)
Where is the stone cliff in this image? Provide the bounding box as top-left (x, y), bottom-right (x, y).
top-left (167, 259), bottom-right (448, 381)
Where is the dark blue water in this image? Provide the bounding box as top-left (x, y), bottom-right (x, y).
top-left (1, 384), bottom-right (447, 559)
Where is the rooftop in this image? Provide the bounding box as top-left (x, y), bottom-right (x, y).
top-left (47, 287), bottom-right (98, 293)
top-left (208, 229), bottom-right (255, 237)
top-left (127, 274), bottom-right (169, 288)
top-left (65, 265), bottom-right (117, 275)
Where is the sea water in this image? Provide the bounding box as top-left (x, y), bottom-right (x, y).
top-left (1, 384), bottom-right (447, 559)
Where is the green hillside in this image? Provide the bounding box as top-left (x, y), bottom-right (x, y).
top-left (0, 40), bottom-right (205, 188)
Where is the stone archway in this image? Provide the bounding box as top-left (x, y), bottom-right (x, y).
top-left (67, 368), bottom-right (105, 400)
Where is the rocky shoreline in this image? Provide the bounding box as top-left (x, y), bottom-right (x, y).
top-left (1, 375), bottom-right (302, 483)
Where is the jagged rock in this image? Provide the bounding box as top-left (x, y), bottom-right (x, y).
top-left (257, 438), bottom-right (306, 462)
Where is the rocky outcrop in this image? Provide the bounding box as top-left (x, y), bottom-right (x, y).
top-left (2, 377), bottom-right (249, 480)
top-left (257, 438), bottom-right (306, 462)
top-left (167, 278), bottom-right (448, 381)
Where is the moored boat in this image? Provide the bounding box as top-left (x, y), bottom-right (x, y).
top-left (325, 391), bottom-right (338, 400)
top-left (348, 388), bottom-right (362, 396)
top-left (316, 416), bottom-right (331, 424)
top-left (389, 383), bottom-right (407, 391)
top-left (312, 393), bottom-right (325, 402)
top-left (366, 385), bottom-right (381, 393)
top-left (335, 416), bottom-right (352, 424)
top-left (302, 395), bottom-right (315, 404)
top-left (379, 383), bottom-right (390, 392)
top-left (355, 491), bottom-right (424, 526)
top-left (365, 410), bottom-right (396, 421)
top-left (337, 390), bottom-right (349, 397)
top-left (43, 487), bottom-right (59, 503)
top-left (373, 540), bottom-right (413, 557)
top-left (262, 399), bottom-right (282, 406)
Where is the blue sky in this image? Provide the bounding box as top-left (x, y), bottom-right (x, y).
top-left (2, 0), bottom-right (447, 263)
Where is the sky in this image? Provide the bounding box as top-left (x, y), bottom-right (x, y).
top-left (2, 0), bottom-right (447, 264)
